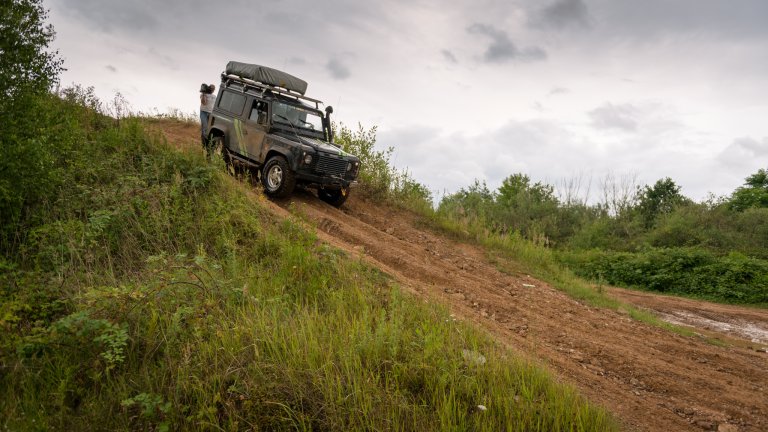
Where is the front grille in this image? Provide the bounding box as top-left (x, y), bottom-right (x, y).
top-left (315, 155), bottom-right (347, 177)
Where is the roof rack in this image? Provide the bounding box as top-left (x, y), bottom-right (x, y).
top-left (221, 73), bottom-right (323, 109)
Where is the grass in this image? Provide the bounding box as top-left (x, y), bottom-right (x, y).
top-left (0, 110), bottom-right (617, 431)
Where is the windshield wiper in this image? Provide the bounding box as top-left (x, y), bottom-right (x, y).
top-left (275, 114), bottom-right (302, 142)
top-left (295, 118), bottom-right (314, 129)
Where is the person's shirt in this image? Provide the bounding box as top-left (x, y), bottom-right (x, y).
top-left (200, 93), bottom-right (216, 113)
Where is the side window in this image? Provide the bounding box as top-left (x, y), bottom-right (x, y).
top-left (218, 91), bottom-right (232, 110)
top-left (248, 100), bottom-right (268, 124)
top-left (218, 91), bottom-right (246, 115)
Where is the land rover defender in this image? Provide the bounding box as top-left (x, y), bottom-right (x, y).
top-left (207, 61), bottom-right (360, 207)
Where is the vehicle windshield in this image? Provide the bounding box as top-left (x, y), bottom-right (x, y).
top-left (272, 101), bottom-right (323, 132)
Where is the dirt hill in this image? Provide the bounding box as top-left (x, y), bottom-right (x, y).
top-left (156, 119), bottom-right (768, 432)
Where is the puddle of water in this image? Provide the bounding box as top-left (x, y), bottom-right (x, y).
top-left (659, 310), bottom-right (768, 344)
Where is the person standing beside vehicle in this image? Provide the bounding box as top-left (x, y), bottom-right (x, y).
top-left (199, 83), bottom-right (216, 151)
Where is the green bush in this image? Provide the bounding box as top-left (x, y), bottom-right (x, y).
top-left (560, 247), bottom-right (768, 304)
top-left (0, 0), bottom-right (64, 250)
top-left (335, 123), bottom-right (432, 213)
top-left (729, 168), bottom-right (768, 211)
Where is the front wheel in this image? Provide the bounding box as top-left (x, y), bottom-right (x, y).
top-left (318, 187), bottom-right (349, 208)
top-left (261, 155), bottom-right (296, 198)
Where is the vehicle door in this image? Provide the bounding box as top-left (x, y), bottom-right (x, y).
top-left (243, 99), bottom-right (269, 163)
top-left (216, 90), bottom-right (248, 156)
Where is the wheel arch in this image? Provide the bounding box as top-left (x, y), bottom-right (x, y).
top-left (264, 148), bottom-right (292, 165)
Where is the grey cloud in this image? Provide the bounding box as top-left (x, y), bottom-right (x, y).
top-left (548, 86), bottom-right (569, 96)
top-left (326, 58), bottom-right (351, 80)
top-left (535, 0), bottom-right (590, 30)
top-left (148, 48), bottom-right (179, 71)
top-left (56, 0), bottom-right (160, 32)
top-left (589, 102), bottom-right (683, 135)
top-left (286, 57), bottom-right (306, 65)
top-left (589, 103), bottom-right (640, 131)
top-left (54, 0), bottom-right (394, 46)
top-left (381, 115), bottom-right (726, 203)
top-left (592, 0), bottom-right (768, 42)
top-left (105, 65), bottom-right (117, 73)
top-left (466, 23), bottom-right (547, 63)
top-left (718, 137), bottom-right (768, 168)
top-left (441, 49), bottom-right (458, 64)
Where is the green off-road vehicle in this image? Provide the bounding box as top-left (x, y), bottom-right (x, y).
top-left (207, 61), bottom-right (360, 207)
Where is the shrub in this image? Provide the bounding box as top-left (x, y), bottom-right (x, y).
top-left (0, 0), bottom-right (64, 250)
top-left (335, 123), bottom-right (432, 212)
top-left (561, 247), bottom-right (768, 304)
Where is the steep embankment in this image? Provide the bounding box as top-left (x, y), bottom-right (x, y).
top-left (159, 119), bottom-right (768, 432)
top-left (2, 113), bottom-right (615, 432)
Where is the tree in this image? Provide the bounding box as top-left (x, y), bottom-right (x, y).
top-left (0, 0), bottom-right (63, 102)
top-left (497, 173), bottom-right (557, 209)
top-left (730, 168), bottom-right (768, 211)
top-left (438, 180), bottom-right (496, 224)
top-left (636, 178), bottom-right (688, 228)
top-left (495, 174), bottom-right (563, 243)
top-left (0, 0), bottom-right (64, 249)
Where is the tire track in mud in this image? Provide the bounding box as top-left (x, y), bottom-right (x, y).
top-left (271, 191), bottom-right (767, 432)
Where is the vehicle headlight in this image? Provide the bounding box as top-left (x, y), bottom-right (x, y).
top-left (303, 154), bottom-right (313, 164)
top-left (346, 162), bottom-right (352, 171)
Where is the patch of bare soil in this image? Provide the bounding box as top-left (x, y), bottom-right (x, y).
top-left (159, 120), bottom-right (767, 432)
top-left (144, 118), bottom-right (203, 152)
top-left (609, 288), bottom-right (768, 348)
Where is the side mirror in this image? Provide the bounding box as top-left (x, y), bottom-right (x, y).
top-left (325, 105), bottom-right (334, 114)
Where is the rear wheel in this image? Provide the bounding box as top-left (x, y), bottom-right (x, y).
top-left (261, 155), bottom-right (296, 198)
top-left (211, 136), bottom-right (238, 178)
top-left (318, 187), bottom-right (349, 208)
top-left (210, 135), bottom-right (225, 160)
top-left (205, 135), bottom-right (221, 161)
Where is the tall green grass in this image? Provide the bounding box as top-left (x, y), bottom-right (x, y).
top-left (0, 99), bottom-right (616, 430)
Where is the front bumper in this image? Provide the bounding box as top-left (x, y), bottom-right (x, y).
top-left (292, 150), bottom-right (359, 189)
top-left (294, 169), bottom-right (357, 189)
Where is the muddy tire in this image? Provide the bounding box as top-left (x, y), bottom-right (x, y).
top-left (204, 135), bottom-right (220, 161)
top-left (210, 135), bottom-right (226, 162)
top-left (261, 155), bottom-right (296, 198)
top-left (213, 136), bottom-right (239, 178)
top-left (318, 187), bottom-right (349, 208)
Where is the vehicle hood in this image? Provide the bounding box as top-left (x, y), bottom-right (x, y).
top-left (301, 137), bottom-right (343, 155)
top-left (273, 133), bottom-right (357, 159)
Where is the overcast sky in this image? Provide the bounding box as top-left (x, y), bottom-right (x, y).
top-left (46, 0), bottom-right (768, 202)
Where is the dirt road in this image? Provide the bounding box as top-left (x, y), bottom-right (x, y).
top-left (275, 191), bottom-right (767, 432)
top-left (158, 120), bottom-right (767, 431)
